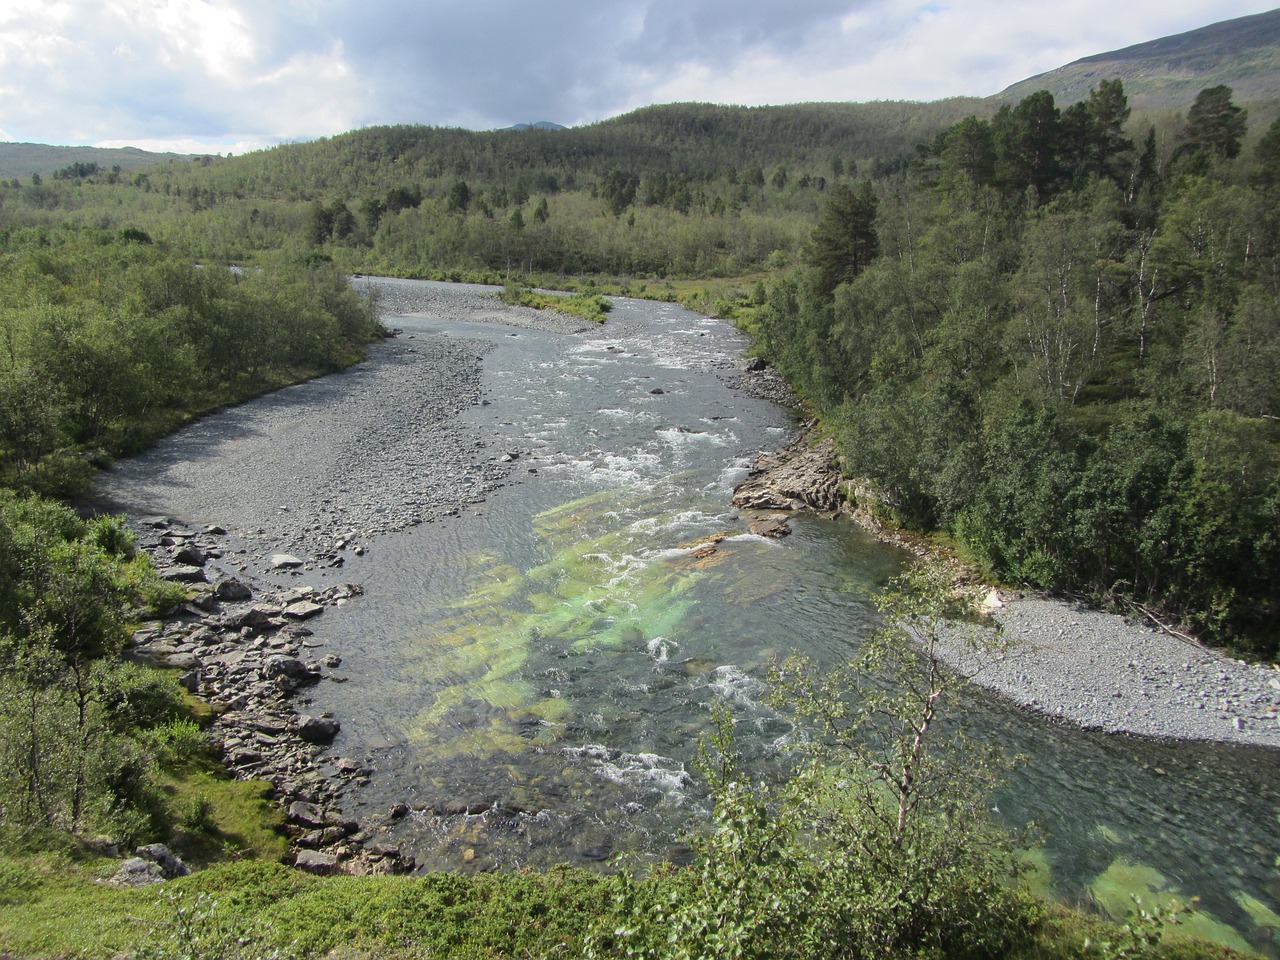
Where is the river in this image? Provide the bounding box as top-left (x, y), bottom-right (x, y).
top-left (101, 284), bottom-right (1280, 955)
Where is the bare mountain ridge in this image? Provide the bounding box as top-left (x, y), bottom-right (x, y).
top-left (997, 7), bottom-right (1280, 108)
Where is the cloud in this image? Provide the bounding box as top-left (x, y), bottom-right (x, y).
top-left (0, 0), bottom-right (1275, 152)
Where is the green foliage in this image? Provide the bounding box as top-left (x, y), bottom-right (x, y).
top-left (0, 228), bottom-right (381, 490)
top-left (496, 285), bottom-right (612, 323)
top-left (757, 82), bottom-right (1280, 655)
top-left (141, 719), bottom-right (209, 767)
top-left (806, 181), bottom-right (879, 297)
top-left (133, 888), bottom-right (294, 960)
top-left (0, 493), bottom-right (185, 840)
top-left (591, 565), bottom-right (1033, 960)
top-left (1085, 896), bottom-right (1198, 960)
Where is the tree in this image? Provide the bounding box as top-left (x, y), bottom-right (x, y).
top-left (806, 181), bottom-right (879, 298)
top-left (1180, 85), bottom-right (1247, 164)
top-left (994, 90), bottom-right (1061, 202)
top-left (447, 179), bottom-right (472, 213)
top-left (596, 565), bottom-right (1025, 960)
top-left (938, 116), bottom-right (996, 188)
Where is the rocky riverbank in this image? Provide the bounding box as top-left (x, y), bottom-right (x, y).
top-left (730, 426), bottom-right (1280, 749)
top-left (92, 280), bottom-right (599, 876)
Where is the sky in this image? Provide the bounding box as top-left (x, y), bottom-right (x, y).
top-left (0, 0), bottom-right (1276, 155)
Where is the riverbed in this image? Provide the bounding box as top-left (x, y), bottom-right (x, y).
top-left (93, 280), bottom-right (1280, 956)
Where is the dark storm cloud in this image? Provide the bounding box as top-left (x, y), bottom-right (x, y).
top-left (276, 0), bottom-right (867, 129)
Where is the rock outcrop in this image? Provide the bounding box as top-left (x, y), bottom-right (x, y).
top-left (731, 433), bottom-right (846, 514)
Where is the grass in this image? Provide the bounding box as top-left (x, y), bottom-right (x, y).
top-left (0, 855), bottom-right (1262, 959)
top-left (496, 285), bottom-right (613, 323)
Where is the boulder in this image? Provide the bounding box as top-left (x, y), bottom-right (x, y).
top-left (272, 553), bottom-right (305, 570)
top-left (173, 544), bottom-right (207, 566)
top-left (747, 515), bottom-right (791, 539)
top-left (225, 605), bottom-right (277, 632)
top-left (294, 850), bottom-right (340, 875)
top-left (263, 655), bottom-right (309, 680)
top-left (214, 577), bottom-right (254, 601)
top-left (108, 857), bottom-right (166, 886)
top-left (283, 601), bottom-right (325, 621)
top-left (297, 715), bottom-right (341, 744)
top-left (135, 843), bottom-right (190, 879)
top-left (160, 564), bottom-right (207, 583)
top-left (287, 800), bottom-right (328, 829)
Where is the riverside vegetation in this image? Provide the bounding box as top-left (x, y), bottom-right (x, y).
top-left (0, 71), bottom-right (1275, 958)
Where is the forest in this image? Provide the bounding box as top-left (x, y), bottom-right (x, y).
top-left (753, 82), bottom-right (1279, 656)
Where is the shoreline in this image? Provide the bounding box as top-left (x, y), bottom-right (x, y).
top-left (730, 428), bottom-right (1280, 749)
top-left (92, 280), bottom-right (599, 875)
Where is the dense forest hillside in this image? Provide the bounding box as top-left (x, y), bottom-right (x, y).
top-left (999, 7), bottom-right (1280, 108)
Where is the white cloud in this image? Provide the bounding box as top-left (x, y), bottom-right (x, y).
top-left (0, 0), bottom-right (1275, 151)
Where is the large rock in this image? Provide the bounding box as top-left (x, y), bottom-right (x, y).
top-left (108, 858), bottom-right (165, 886)
top-left (263, 655), bottom-right (309, 680)
top-left (297, 715), bottom-right (340, 744)
top-left (294, 850), bottom-right (340, 875)
top-left (173, 544), bottom-right (207, 566)
top-left (747, 515), bottom-right (792, 539)
top-left (135, 843), bottom-right (190, 879)
top-left (283, 601), bottom-right (325, 621)
top-left (272, 553), bottom-right (305, 569)
top-left (225, 604), bottom-right (278, 632)
top-left (214, 576), bottom-right (253, 601)
top-left (159, 564), bottom-right (207, 583)
top-left (731, 436), bottom-right (845, 514)
top-left (287, 800), bottom-right (328, 828)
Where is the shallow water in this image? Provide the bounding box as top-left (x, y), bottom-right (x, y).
top-left (115, 287), bottom-right (1280, 954)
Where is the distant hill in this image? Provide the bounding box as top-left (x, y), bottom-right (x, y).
top-left (997, 8), bottom-right (1280, 109)
top-left (507, 121), bottom-right (567, 131)
top-left (0, 143), bottom-right (189, 179)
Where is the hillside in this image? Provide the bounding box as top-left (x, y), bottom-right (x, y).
top-left (997, 7), bottom-right (1280, 108)
top-left (0, 142), bottom-right (190, 179)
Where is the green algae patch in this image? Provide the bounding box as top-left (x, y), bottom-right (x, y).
top-left (395, 491), bottom-right (750, 760)
top-left (1086, 858), bottom-right (1258, 956)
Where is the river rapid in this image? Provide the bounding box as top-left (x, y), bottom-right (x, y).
top-left (95, 281), bottom-right (1280, 956)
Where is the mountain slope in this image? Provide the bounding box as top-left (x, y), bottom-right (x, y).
top-left (0, 143), bottom-right (189, 179)
top-left (997, 7), bottom-right (1280, 108)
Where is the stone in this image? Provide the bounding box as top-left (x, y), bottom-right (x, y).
top-left (135, 843), bottom-right (190, 879)
top-left (297, 715), bottom-right (341, 744)
top-left (214, 577), bottom-right (254, 601)
top-left (160, 564), bottom-right (207, 583)
top-left (108, 857), bottom-right (165, 886)
top-left (263, 655), bottom-right (308, 680)
top-left (225, 605), bottom-right (277, 632)
top-left (294, 850), bottom-right (340, 875)
top-left (283, 601), bottom-right (325, 621)
top-left (747, 515), bottom-right (791, 539)
top-left (272, 554), bottom-right (305, 569)
top-left (288, 800), bottom-right (327, 828)
top-left (731, 436), bottom-right (845, 514)
top-left (173, 544), bottom-right (207, 566)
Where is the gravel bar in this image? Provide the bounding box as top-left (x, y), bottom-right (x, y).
top-left (942, 593), bottom-right (1280, 748)
top-left (92, 279), bottom-right (589, 579)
